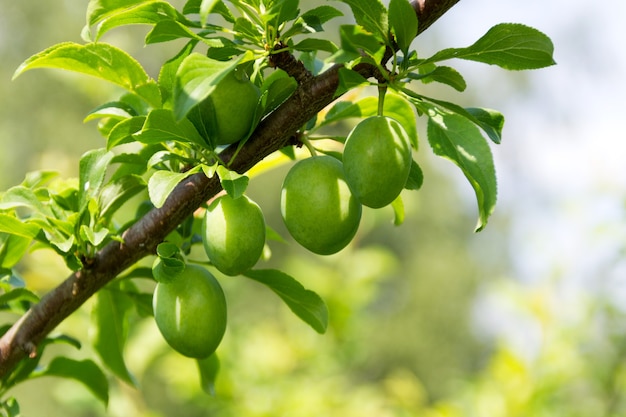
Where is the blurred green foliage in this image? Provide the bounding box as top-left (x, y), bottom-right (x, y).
top-left (1, 1), bottom-right (625, 416)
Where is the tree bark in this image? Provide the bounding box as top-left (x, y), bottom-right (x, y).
top-left (0, 0), bottom-right (460, 379)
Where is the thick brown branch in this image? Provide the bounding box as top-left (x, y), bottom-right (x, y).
top-left (412, 0), bottom-right (460, 35)
top-left (0, 0), bottom-right (460, 379)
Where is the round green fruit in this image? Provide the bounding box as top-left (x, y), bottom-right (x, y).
top-left (202, 194), bottom-right (266, 276)
top-left (342, 115), bottom-right (412, 208)
top-left (153, 265), bottom-right (227, 358)
top-left (209, 69), bottom-right (260, 145)
top-left (281, 155), bottom-right (362, 255)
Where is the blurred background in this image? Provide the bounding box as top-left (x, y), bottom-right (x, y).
top-left (1, 0), bottom-right (625, 416)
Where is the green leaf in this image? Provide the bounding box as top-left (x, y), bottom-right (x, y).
top-left (13, 42), bottom-right (161, 107)
top-left (465, 107), bottom-right (505, 144)
top-left (422, 23), bottom-right (556, 70)
top-left (243, 269), bottom-right (328, 333)
top-left (0, 234), bottom-right (32, 269)
top-left (173, 52), bottom-right (250, 120)
top-left (33, 357), bottom-right (109, 406)
top-left (84, 101), bottom-right (137, 123)
top-left (0, 185), bottom-right (50, 215)
top-left (146, 20), bottom-right (202, 44)
top-left (152, 256), bottom-right (185, 283)
top-left (79, 225), bottom-right (110, 247)
top-left (391, 195), bottom-right (405, 226)
top-left (107, 116), bottom-right (147, 149)
top-left (263, 0), bottom-right (300, 28)
top-left (99, 175), bottom-right (147, 220)
top-left (409, 65), bottom-right (467, 92)
top-left (404, 159), bottom-right (423, 190)
top-left (199, 0), bottom-right (220, 26)
top-left (0, 214), bottom-right (40, 239)
top-left (260, 70), bottom-right (297, 115)
top-left (0, 397), bottom-right (20, 417)
top-left (216, 166), bottom-right (249, 199)
top-left (158, 41), bottom-right (197, 108)
top-left (335, 67), bottom-right (369, 97)
top-left (148, 167), bottom-right (201, 208)
top-left (388, 0), bottom-right (417, 53)
top-left (335, 0), bottom-right (388, 40)
top-left (2, 334), bottom-right (82, 391)
top-left (338, 24), bottom-right (386, 61)
top-left (197, 354), bottom-right (220, 396)
top-left (79, 149), bottom-right (115, 214)
top-left (292, 38), bottom-right (338, 53)
top-left (93, 0), bottom-right (192, 41)
top-left (285, 5), bottom-right (343, 36)
top-left (91, 287), bottom-right (137, 386)
top-left (300, 5), bottom-right (343, 29)
top-left (152, 243), bottom-right (185, 283)
top-left (134, 109), bottom-right (206, 146)
top-left (0, 288), bottom-right (40, 311)
top-left (409, 92), bottom-right (504, 144)
top-left (233, 17), bottom-right (262, 41)
top-left (21, 171), bottom-right (59, 189)
top-left (185, 0), bottom-right (235, 23)
top-left (426, 109), bottom-right (497, 231)
top-left (381, 92), bottom-right (418, 149)
top-left (86, 0), bottom-right (146, 26)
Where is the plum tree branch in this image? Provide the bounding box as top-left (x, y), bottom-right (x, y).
top-left (0, 0), bottom-right (460, 379)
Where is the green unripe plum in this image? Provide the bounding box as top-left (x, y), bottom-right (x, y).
top-left (202, 194), bottom-right (266, 276)
top-left (209, 69), bottom-right (260, 145)
top-left (342, 116), bottom-right (412, 208)
top-left (281, 156), bottom-right (362, 255)
top-left (153, 265), bottom-right (227, 358)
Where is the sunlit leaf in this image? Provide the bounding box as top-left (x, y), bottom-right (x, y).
top-left (388, 0), bottom-right (417, 53)
top-left (0, 215), bottom-right (40, 239)
top-left (426, 109), bottom-right (497, 231)
top-left (409, 65), bottom-right (467, 92)
top-left (107, 116), bottom-right (147, 149)
top-left (93, 0), bottom-right (193, 41)
top-left (98, 174), bottom-right (147, 220)
top-left (335, 0), bottom-right (388, 40)
top-left (422, 23), bottom-right (556, 70)
top-left (216, 166), bottom-right (248, 199)
top-left (13, 42), bottom-right (161, 107)
top-left (0, 234), bottom-right (31, 269)
top-left (134, 108), bottom-right (206, 146)
top-left (86, 0), bottom-right (146, 26)
top-left (263, 0), bottom-right (300, 28)
top-left (391, 195), bottom-right (405, 226)
top-left (79, 149), bottom-right (115, 214)
top-left (148, 167), bottom-right (201, 208)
